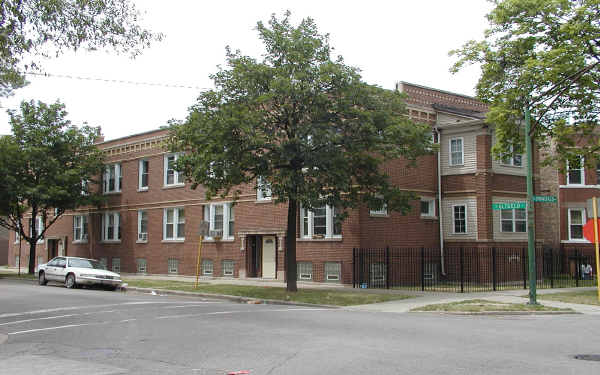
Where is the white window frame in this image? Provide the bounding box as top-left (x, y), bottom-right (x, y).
top-left (164, 153), bottom-right (184, 187)
top-left (420, 198), bottom-right (435, 217)
top-left (163, 207), bottom-right (185, 241)
top-left (324, 262), bottom-right (341, 282)
top-left (567, 157), bottom-right (585, 185)
top-left (138, 159), bottom-right (149, 191)
top-left (500, 208), bottom-right (527, 233)
top-left (501, 145), bottom-right (523, 167)
top-left (568, 208), bottom-right (586, 241)
top-left (297, 262), bottom-right (313, 280)
top-left (103, 163), bottom-right (122, 193)
top-left (14, 223), bottom-right (21, 244)
top-left (202, 259), bottom-right (213, 275)
top-left (256, 176), bottom-right (272, 201)
top-left (101, 212), bottom-right (121, 242)
top-left (222, 260), bottom-right (234, 276)
top-left (73, 215), bottom-right (88, 242)
top-left (452, 204), bottom-right (467, 234)
top-left (112, 257), bottom-right (121, 273)
top-left (168, 258), bottom-right (179, 274)
top-left (300, 205), bottom-right (342, 239)
top-left (449, 137), bottom-right (464, 166)
top-left (138, 210), bottom-right (148, 242)
top-left (136, 258), bottom-right (147, 274)
top-left (204, 203), bottom-right (234, 240)
top-left (29, 217), bottom-right (44, 243)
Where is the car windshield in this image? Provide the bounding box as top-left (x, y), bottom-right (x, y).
top-left (68, 258), bottom-right (106, 270)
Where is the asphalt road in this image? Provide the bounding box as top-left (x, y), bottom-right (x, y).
top-left (0, 279), bottom-right (599, 375)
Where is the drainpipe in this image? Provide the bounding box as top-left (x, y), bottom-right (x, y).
top-left (436, 127), bottom-right (446, 275)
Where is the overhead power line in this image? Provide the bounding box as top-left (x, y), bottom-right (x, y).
top-left (24, 72), bottom-right (209, 90)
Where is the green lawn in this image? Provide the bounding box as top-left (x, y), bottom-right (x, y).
top-left (124, 279), bottom-right (414, 306)
top-left (0, 271), bottom-right (36, 280)
top-left (411, 299), bottom-right (573, 313)
top-left (537, 290), bottom-right (600, 306)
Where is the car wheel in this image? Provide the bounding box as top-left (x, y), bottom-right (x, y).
top-left (65, 273), bottom-right (77, 289)
top-left (38, 271), bottom-right (47, 286)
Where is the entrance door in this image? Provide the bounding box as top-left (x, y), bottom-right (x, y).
top-left (47, 239), bottom-right (58, 260)
top-left (262, 236), bottom-right (276, 278)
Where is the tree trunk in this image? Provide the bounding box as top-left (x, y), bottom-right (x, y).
top-left (286, 198), bottom-right (298, 292)
top-left (28, 240), bottom-right (36, 274)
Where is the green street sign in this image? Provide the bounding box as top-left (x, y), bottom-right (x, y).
top-left (532, 195), bottom-right (557, 203)
top-left (492, 202), bottom-right (526, 210)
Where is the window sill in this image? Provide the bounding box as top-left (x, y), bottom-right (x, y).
top-left (451, 232), bottom-right (469, 235)
top-left (499, 163), bottom-right (523, 169)
top-left (559, 184), bottom-right (596, 188)
top-left (561, 239), bottom-right (590, 244)
top-left (449, 164), bottom-right (465, 167)
top-left (162, 184), bottom-right (185, 190)
top-left (72, 240), bottom-right (88, 244)
top-left (162, 239), bottom-right (185, 243)
top-left (100, 240), bottom-right (121, 244)
top-left (255, 199), bottom-right (273, 204)
top-left (203, 238), bottom-right (235, 243)
top-left (420, 215), bottom-right (438, 220)
top-left (136, 240), bottom-right (148, 244)
top-left (297, 237), bottom-right (343, 242)
top-left (103, 191), bottom-right (122, 195)
top-left (369, 213), bottom-right (389, 218)
top-left (137, 188), bottom-right (149, 192)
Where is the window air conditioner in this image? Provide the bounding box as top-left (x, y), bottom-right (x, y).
top-left (138, 233), bottom-right (148, 241)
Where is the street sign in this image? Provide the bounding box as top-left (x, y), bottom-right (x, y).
top-left (532, 195), bottom-right (557, 203)
top-left (199, 221), bottom-right (210, 237)
top-left (583, 219), bottom-right (600, 243)
top-left (492, 202), bottom-right (526, 210)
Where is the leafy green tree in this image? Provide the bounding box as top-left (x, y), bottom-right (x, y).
top-left (451, 0), bottom-right (600, 164)
top-left (168, 12), bottom-right (432, 291)
top-left (0, 0), bottom-right (161, 97)
top-left (0, 100), bottom-right (105, 274)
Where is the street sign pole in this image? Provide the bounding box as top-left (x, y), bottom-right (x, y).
top-left (195, 221), bottom-right (210, 288)
top-left (525, 107), bottom-right (537, 305)
top-left (593, 197), bottom-right (600, 303)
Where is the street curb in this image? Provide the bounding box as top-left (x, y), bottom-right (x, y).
top-left (0, 277), bottom-right (37, 283)
top-left (409, 310), bottom-right (579, 315)
top-left (126, 286), bottom-right (341, 309)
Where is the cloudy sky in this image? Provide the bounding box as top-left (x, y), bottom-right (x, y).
top-left (0, 0), bottom-right (493, 141)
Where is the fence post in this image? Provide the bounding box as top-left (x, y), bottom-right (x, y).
top-left (385, 246), bottom-right (390, 289)
top-left (550, 248), bottom-right (554, 289)
top-left (460, 247), bottom-right (464, 293)
top-left (575, 249), bottom-right (579, 287)
top-left (492, 247), bottom-right (497, 291)
top-left (522, 248), bottom-right (527, 289)
top-left (352, 248), bottom-right (356, 288)
top-left (420, 246), bottom-right (425, 292)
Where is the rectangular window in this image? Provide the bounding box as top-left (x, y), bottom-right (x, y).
top-left (313, 206), bottom-right (327, 236)
top-left (300, 205), bottom-right (342, 238)
top-left (453, 205), bottom-right (467, 233)
top-left (73, 215), bottom-right (88, 242)
top-left (164, 207), bottom-right (185, 241)
top-left (136, 258), bottom-right (147, 274)
top-left (370, 263), bottom-right (386, 286)
top-left (138, 210), bottom-right (148, 242)
top-left (98, 257), bottom-right (107, 269)
top-left (420, 198), bottom-right (435, 217)
top-left (325, 262), bottom-right (341, 282)
top-left (202, 259), bottom-right (213, 275)
top-left (37, 256), bottom-right (43, 267)
top-left (501, 145), bottom-right (523, 167)
top-left (297, 262), bottom-right (313, 280)
top-left (112, 258), bottom-right (121, 273)
top-left (15, 255), bottom-right (20, 268)
top-left (500, 208), bottom-right (527, 233)
top-left (14, 224), bottom-right (21, 243)
top-left (168, 258), bottom-right (179, 274)
top-left (29, 217), bottom-right (44, 243)
top-left (369, 204), bottom-right (388, 216)
top-left (101, 212), bottom-right (121, 241)
top-left (567, 157), bottom-right (584, 185)
top-left (204, 203), bottom-right (234, 240)
top-left (569, 208), bottom-right (585, 240)
top-left (139, 159), bottom-right (149, 190)
top-left (164, 154), bottom-right (183, 186)
top-left (256, 176), bottom-right (272, 200)
top-left (103, 163), bottom-right (122, 193)
top-left (222, 260), bottom-right (234, 276)
top-left (450, 138), bottom-right (464, 166)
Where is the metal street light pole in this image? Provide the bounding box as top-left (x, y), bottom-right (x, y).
top-left (525, 107), bottom-right (537, 305)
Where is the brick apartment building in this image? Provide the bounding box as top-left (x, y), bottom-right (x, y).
top-left (7, 82), bottom-right (557, 283)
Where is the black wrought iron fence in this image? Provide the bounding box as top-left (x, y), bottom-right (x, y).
top-left (352, 247), bottom-right (598, 292)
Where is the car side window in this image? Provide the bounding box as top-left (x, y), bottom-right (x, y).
top-left (47, 258), bottom-right (58, 267)
top-left (55, 258), bottom-right (66, 267)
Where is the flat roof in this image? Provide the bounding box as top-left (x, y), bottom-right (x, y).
top-left (399, 81), bottom-right (479, 101)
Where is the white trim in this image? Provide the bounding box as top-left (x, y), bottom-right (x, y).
top-left (203, 203), bottom-right (234, 240)
top-left (256, 176), bottom-right (272, 201)
top-left (300, 205), bottom-right (342, 239)
top-left (138, 159), bottom-right (149, 191)
top-left (101, 212), bottom-right (121, 241)
top-left (137, 210), bottom-right (148, 242)
top-left (449, 137), bottom-right (464, 166)
top-left (568, 208), bottom-right (586, 241)
top-left (103, 163), bottom-right (122, 193)
top-left (163, 207), bottom-right (185, 241)
top-left (420, 197), bottom-right (436, 217)
top-left (452, 204), bottom-right (467, 234)
top-left (499, 207), bottom-right (527, 233)
top-left (72, 215), bottom-right (89, 242)
top-left (566, 157), bottom-right (585, 185)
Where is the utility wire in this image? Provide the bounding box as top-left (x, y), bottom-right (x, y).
top-left (24, 71), bottom-right (209, 90)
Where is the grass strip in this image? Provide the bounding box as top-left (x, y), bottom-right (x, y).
top-left (0, 271), bottom-right (36, 280)
top-left (125, 279), bottom-right (414, 306)
top-left (411, 299), bottom-right (572, 313)
top-left (537, 290), bottom-right (600, 306)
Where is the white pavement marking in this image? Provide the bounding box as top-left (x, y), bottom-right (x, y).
top-left (8, 322), bottom-right (107, 335)
top-left (0, 310), bottom-right (117, 327)
top-left (161, 303), bottom-right (220, 309)
top-left (157, 307), bottom-right (333, 320)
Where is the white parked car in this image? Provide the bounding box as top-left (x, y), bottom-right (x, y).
top-left (37, 256), bottom-right (122, 290)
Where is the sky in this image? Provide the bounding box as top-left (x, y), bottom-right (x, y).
top-left (0, 0), bottom-right (493, 141)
